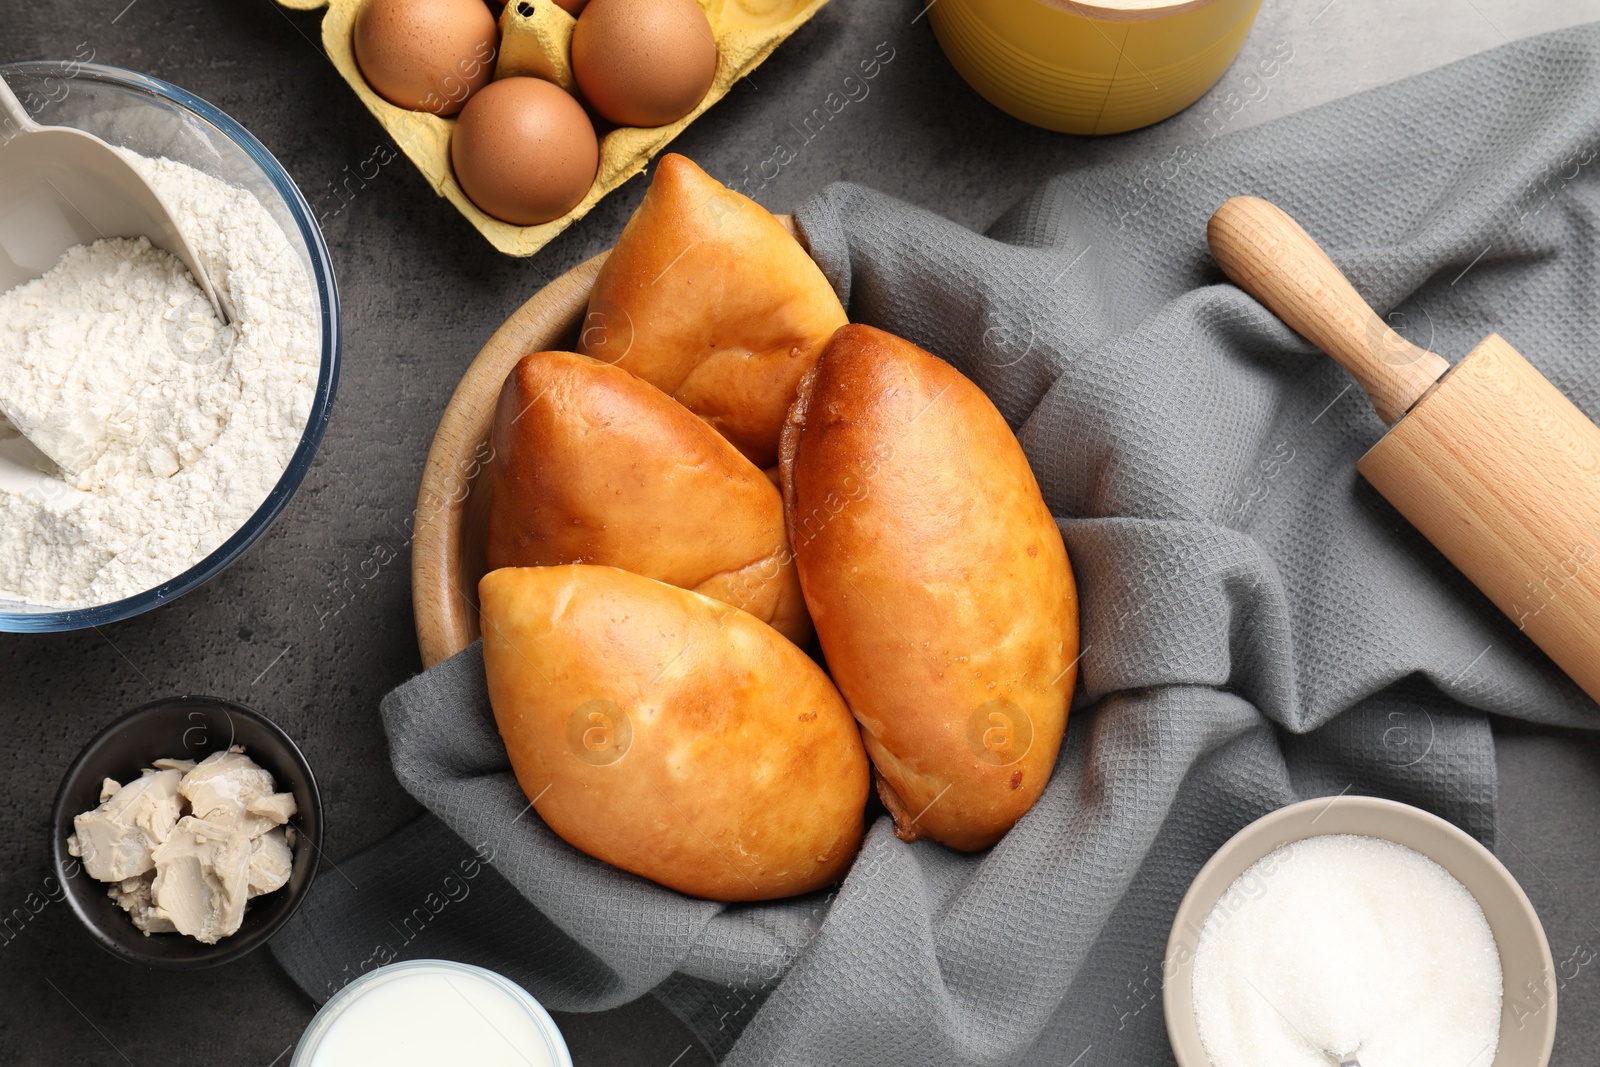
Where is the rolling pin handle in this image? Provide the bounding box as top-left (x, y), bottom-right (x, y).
top-left (1207, 196), bottom-right (1451, 425)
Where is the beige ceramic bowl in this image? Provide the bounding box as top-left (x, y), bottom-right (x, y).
top-left (1163, 795), bottom-right (1556, 1067)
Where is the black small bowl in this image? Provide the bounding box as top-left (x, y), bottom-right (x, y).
top-left (50, 696), bottom-right (323, 968)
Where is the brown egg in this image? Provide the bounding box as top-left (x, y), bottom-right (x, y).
top-left (451, 77), bottom-right (599, 225)
top-left (571, 0), bottom-right (718, 128)
top-left (552, 0), bottom-right (589, 12)
top-left (353, 0), bottom-right (499, 116)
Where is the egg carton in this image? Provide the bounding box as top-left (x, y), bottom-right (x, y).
top-left (275, 0), bottom-right (829, 255)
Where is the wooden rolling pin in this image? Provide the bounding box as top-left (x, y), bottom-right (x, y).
top-left (1208, 196), bottom-right (1600, 704)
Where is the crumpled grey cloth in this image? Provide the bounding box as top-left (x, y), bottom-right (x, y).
top-left (275, 24), bottom-right (1600, 1066)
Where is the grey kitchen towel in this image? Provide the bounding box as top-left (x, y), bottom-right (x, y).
top-left (275, 24), bottom-right (1600, 1065)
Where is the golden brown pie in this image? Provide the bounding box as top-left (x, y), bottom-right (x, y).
top-left (780, 324), bottom-right (1079, 852)
top-left (479, 564), bottom-right (870, 900)
top-left (486, 350), bottom-right (810, 644)
top-left (578, 153), bottom-right (847, 468)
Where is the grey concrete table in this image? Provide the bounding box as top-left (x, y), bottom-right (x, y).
top-left (4, 0), bottom-right (1600, 1063)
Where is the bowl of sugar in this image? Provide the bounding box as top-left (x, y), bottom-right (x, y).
top-left (1163, 795), bottom-right (1555, 1067)
top-left (0, 61), bottom-right (338, 632)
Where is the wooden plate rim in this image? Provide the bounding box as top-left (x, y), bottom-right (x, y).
top-left (411, 250), bottom-right (605, 669)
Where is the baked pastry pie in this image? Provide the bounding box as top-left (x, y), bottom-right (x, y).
top-left (781, 324), bottom-right (1079, 852)
top-left (578, 154), bottom-right (847, 468)
top-left (486, 350), bottom-right (810, 644)
top-left (479, 564), bottom-right (869, 900)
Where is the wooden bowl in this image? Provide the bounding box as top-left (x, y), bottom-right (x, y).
top-left (411, 219), bottom-right (795, 668)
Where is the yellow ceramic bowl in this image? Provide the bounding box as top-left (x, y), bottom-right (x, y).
top-left (928, 0), bottom-right (1261, 135)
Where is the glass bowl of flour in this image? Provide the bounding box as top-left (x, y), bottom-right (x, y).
top-left (0, 62), bottom-right (339, 631)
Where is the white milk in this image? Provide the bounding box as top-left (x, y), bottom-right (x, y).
top-left (298, 961), bottom-right (567, 1067)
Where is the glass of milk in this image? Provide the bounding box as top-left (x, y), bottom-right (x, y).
top-left (292, 959), bottom-right (572, 1067)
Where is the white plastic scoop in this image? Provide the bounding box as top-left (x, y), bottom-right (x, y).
top-left (0, 75), bottom-right (229, 325)
top-left (0, 75), bottom-right (235, 477)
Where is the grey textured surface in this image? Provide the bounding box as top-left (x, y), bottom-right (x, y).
top-left (3, 0), bottom-right (1600, 1063)
top-left (274, 22), bottom-right (1600, 1066)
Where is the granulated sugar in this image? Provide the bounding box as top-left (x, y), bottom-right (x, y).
top-left (1192, 834), bottom-right (1502, 1067)
top-left (0, 151), bottom-right (319, 607)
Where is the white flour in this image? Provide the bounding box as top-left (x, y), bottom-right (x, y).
top-left (0, 153), bottom-right (319, 607)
